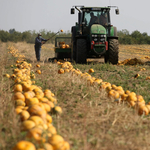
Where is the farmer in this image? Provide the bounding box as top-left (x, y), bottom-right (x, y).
top-left (99, 12), bottom-right (108, 26)
top-left (34, 33), bottom-right (49, 61)
top-left (89, 12), bottom-right (98, 27)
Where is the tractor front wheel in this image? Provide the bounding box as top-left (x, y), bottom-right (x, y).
top-left (76, 39), bottom-right (87, 64)
top-left (105, 39), bottom-right (119, 64)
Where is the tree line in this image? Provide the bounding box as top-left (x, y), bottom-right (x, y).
top-left (0, 28), bottom-right (150, 45)
top-left (118, 29), bottom-right (150, 44)
top-left (0, 29), bottom-right (71, 44)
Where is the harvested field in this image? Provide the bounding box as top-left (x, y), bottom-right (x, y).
top-left (1, 42), bottom-right (150, 150)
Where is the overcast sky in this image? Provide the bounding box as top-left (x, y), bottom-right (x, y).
top-left (0, 0), bottom-right (150, 35)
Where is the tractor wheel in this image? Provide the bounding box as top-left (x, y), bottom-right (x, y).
top-left (105, 39), bottom-right (119, 64)
top-left (76, 39), bottom-right (87, 64)
top-left (71, 26), bottom-right (76, 61)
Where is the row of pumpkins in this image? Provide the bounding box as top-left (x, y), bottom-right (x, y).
top-left (5, 46), bottom-right (70, 150)
top-left (56, 60), bottom-right (150, 116)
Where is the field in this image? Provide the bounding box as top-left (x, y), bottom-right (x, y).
top-left (1, 41), bottom-right (150, 150)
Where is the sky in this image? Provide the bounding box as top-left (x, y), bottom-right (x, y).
top-left (0, 0), bottom-right (150, 35)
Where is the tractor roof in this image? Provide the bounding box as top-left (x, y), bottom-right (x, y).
top-left (80, 7), bottom-right (110, 11)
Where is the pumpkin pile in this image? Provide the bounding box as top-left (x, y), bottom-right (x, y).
top-left (6, 46), bottom-right (70, 150)
top-left (117, 58), bottom-right (144, 65)
top-left (59, 42), bottom-right (70, 49)
top-left (56, 60), bottom-right (150, 116)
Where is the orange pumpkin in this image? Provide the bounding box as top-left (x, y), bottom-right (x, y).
top-left (58, 68), bottom-right (64, 74)
top-left (14, 84), bottom-right (23, 92)
top-left (12, 141), bottom-right (36, 150)
top-left (13, 92), bottom-right (25, 102)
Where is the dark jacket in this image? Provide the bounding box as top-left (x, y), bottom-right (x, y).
top-left (35, 37), bottom-right (47, 48)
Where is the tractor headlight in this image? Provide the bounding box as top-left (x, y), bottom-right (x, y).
top-left (92, 34), bottom-right (98, 37)
top-left (100, 35), bottom-right (106, 37)
top-left (94, 38), bottom-right (98, 41)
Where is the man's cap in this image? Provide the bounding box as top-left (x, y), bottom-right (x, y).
top-left (38, 33), bottom-right (42, 36)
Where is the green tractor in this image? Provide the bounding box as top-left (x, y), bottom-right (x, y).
top-left (71, 6), bottom-right (119, 64)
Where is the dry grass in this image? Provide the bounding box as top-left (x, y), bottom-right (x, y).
top-left (1, 42), bottom-right (150, 150)
top-left (0, 42), bottom-right (22, 150)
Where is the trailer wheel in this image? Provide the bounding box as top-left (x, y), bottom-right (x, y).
top-left (106, 39), bottom-right (119, 64)
top-left (76, 39), bottom-right (87, 64)
top-left (57, 53), bottom-right (64, 60)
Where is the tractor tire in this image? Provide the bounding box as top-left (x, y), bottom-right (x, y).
top-left (105, 39), bottom-right (119, 64)
top-left (76, 39), bottom-right (87, 64)
top-left (71, 26), bottom-right (76, 61)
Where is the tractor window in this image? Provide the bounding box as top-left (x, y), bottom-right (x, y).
top-left (84, 11), bottom-right (108, 27)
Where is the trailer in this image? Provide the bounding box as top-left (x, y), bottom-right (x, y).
top-left (48, 37), bottom-right (71, 62)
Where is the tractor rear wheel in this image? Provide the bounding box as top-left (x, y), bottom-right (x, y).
top-left (76, 39), bottom-right (87, 64)
top-left (105, 39), bottom-right (119, 64)
top-left (71, 26), bottom-right (77, 62)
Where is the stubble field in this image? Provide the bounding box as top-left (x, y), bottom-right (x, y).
top-left (1, 41), bottom-right (150, 150)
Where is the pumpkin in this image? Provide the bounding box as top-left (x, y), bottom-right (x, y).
top-left (29, 116), bottom-right (44, 126)
top-left (126, 92), bottom-right (137, 102)
top-left (38, 97), bottom-right (49, 103)
top-left (48, 134), bottom-right (64, 146)
top-left (53, 141), bottom-right (70, 150)
top-left (60, 44), bottom-right (66, 49)
top-left (21, 120), bottom-right (36, 131)
top-left (13, 92), bottom-right (25, 102)
top-left (42, 103), bottom-right (51, 112)
top-left (36, 64), bottom-right (40, 68)
top-left (54, 106), bottom-right (62, 114)
top-left (28, 104), bottom-right (47, 117)
top-left (14, 84), bottom-right (23, 92)
top-left (65, 44), bottom-right (70, 48)
top-left (47, 125), bottom-right (57, 137)
top-left (15, 100), bottom-right (26, 107)
top-left (89, 68), bottom-right (94, 73)
top-left (4, 74), bottom-right (10, 78)
top-left (64, 69), bottom-right (70, 73)
top-left (108, 90), bottom-right (120, 99)
top-left (43, 143), bottom-right (53, 150)
top-left (138, 105), bottom-right (149, 116)
top-left (26, 97), bottom-right (39, 106)
top-left (12, 141), bottom-right (36, 150)
top-left (46, 114), bottom-right (52, 124)
top-left (146, 104), bottom-right (150, 113)
top-left (26, 127), bottom-right (44, 142)
top-left (15, 107), bottom-right (23, 114)
top-left (127, 100), bottom-right (136, 107)
top-left (36, 70), bottom-right (41, 74)
top-left (121, 93), bottom-right (128, 101)
top-left (20, 110), bottom-right (30, 121)
top-left (46, 101), bottom-right (55, 108)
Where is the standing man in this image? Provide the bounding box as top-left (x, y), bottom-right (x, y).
top-left (34, 33), bottom-right (49, 61)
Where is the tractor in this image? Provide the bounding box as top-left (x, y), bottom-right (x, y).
top-left (52, 6), bottom-right (119, 64)
top-left (70, 6), bottom-right (119, 64)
